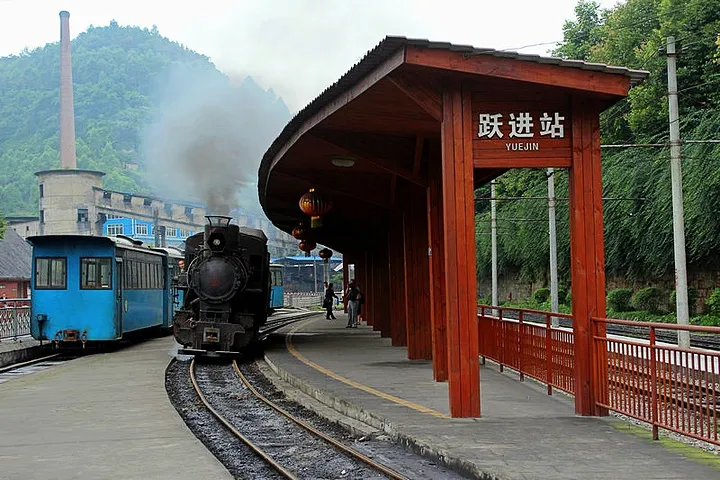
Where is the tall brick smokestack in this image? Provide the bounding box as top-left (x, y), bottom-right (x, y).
top-left (59, 10), bottom-right (77, 169)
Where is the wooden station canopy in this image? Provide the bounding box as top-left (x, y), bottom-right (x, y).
top-left (258, 37), bottom-right (648, 418)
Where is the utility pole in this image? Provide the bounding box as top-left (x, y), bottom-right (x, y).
top-left (547, 168), bottom-right (559, 327)
top-left (491, 180), bottom-right (498, 310)
top-left (666, 36), bottom-right (691, 349)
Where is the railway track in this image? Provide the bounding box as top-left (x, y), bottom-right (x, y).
top-left (189, 358), bottom-right (409, 480)
top-left (493, 310), bottom-right (720, 350)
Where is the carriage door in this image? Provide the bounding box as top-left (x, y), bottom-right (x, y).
top-left (115, 257), bottom-right (124, 337)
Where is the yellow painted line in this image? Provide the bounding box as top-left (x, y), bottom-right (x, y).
top-left (286, 322), bottom-right (450, 419)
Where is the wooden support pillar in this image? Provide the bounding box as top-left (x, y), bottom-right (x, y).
top-left (403, 183), bottom-right (433, 360)
top-left (569, 99), bottom-right (608, 416)
top-left (342, 259), bottom-right (349, 313)
top-left (388, 218), bottom-right (407, 346)
top-left (427, 143), bottom-right (449, 382)
top-left (374, 242), bottom-right (391, 338)
top-left (361, 252), bottom-right (373, 326)
top-left (441, 83), bottom-right (480, 417)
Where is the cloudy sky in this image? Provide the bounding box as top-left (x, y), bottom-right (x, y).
top-left (0, 0), bottom-right (621, 111)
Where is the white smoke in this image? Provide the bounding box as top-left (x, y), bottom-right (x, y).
top-left (142, 64), bottom-right (289, 216)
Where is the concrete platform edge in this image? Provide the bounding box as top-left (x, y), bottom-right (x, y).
top-left (0, 344), bottom-right (49, 368)
top-left (263, 353), bottom-right (505, 480)
top-left (256, 359), bottom-right (382, 439)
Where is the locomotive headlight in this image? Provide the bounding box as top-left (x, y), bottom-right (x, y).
top-left (207, 229), bottom-right (227, 252)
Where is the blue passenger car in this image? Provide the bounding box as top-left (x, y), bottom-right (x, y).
top-left (28, 235), bottom-right (169, 348)
top-left (151, 246), bottom-right (185, 325)
top-left (268, 263), bottom-right (284, 314)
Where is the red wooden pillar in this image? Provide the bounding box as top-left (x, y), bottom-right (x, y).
top-left (569, 99), bottom-right (609, 416)
top-left (427, 144), bottom-right (449, 382)
top-left (441, 82), bottom-right (480, 417)
top-left (373, 242), bottom-right (391, 338)
top-left (403, 184), bottom-right (433, 360)
top-left (361, 252), bottom-right (373, 326)
top-left (388, 218), bottom-right (407, 346)
top-left (342, 259), bottom-right (349, 313)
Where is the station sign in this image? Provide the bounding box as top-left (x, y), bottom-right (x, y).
top-left (471, 93), bottom-right (573, 167)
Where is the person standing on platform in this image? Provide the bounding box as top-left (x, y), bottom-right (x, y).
top-left (324, 283), bottom-right (339, 320)
top-left (345, 280), bottom-right (360, 328)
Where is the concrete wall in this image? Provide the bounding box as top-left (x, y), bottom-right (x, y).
top-left (37, 170), bottom-right (104, 236)
top-left (8, 220), bottom-right (40, 239)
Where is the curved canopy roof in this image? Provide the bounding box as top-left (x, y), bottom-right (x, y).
top-left (258, 36), bottom-right (648, 254)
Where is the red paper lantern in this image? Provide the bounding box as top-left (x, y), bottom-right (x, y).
top-left (298, 240), bottom-right (317, 257)
top-left (292, 223), bottom-right (309, 240)
top-left (318, 248), bottom-right (332, 263)
top-left (299, 188), bottom-right (332, 228)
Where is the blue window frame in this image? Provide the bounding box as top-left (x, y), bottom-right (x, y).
top-left (80, 257), bottom-right (113, 289)
top-left (35, 257), bottom-right (67, 290)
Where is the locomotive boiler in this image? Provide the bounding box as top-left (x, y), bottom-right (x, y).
top-left (173, 215), bottom-right (271, 356)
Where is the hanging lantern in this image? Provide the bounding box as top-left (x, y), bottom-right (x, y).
top-left (292, 223), bottom-right (309, 240)
top-left (318, 248), bottom-right (333, 264)
top-left (298, 240), bottom-right (317, 257)
top-left (299, 188), bottom-right (332, 228)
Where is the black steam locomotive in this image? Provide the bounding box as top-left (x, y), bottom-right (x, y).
top-left (173, 215), bottom-right (270, 356)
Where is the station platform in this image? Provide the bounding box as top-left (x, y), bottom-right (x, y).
top-left (265, 315), bottom-right (720, 480)
top-left (0, 336), bottom-right (231, 480)
top-left (0, 336), bottom-right (46, 368)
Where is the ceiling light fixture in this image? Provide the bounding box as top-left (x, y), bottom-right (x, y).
top-left (330, 155), bottom-right (356, 168)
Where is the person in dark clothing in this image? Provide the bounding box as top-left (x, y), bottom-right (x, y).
top-left (324, 283), bottom-right (339, 319)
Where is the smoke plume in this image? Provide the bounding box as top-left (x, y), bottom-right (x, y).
top-left (143, 63), bottom-right (289, 216)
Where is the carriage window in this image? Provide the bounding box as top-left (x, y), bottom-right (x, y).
top-left (35, 258), bottom-right (67, 289)
top-left (80, 258), bottom-right (112, 289)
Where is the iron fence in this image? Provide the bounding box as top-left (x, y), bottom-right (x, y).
top-left (0, 298), bottom-right (32, 341)
top-left (478, 305), bottom-right (720, 447)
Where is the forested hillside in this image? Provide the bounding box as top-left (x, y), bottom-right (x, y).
top-left (0, 21), bottom-right (291, 216)
top-left (477, 0), bottom-right (720, 286)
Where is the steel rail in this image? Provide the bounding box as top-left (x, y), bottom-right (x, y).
top-left (188, 358), bottom-right (298, 480)
top-left (232, 360), bottom-right (410, 480)
top-left (0, 353), bottom-right (61, 374)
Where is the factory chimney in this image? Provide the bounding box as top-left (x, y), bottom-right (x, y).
top-left (59, 10), bottom-right (77, 169)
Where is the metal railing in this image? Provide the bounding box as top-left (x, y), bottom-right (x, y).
top-left (478, 304), bottom-right (720, 447)
top-left (478, 305), bottom-right (575, 395)
top-left (283, 293), bottom-right (324, 309)
top-left (0, 298), bottom-right (32, 341)
top-left (592, 317), bottom-right (720, 446)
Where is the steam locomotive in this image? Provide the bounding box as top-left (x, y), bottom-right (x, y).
top-left (172, 215), bottom-right (271, 356)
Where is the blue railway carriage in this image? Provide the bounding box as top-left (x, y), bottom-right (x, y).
top-left (268, 263), bottom-right (284, 314)
top-left (28, 235), bottom-right (170, 348)
top-left (151, 245), bottom-right (186, 320)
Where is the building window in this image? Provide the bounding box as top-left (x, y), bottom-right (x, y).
top-left (166, 227), bottom-right (177, 237)
top-left (40, 210), bottom-right (45, 224)
top-left (144, 198), bottom-right (152, 207)
top-left (77, 208), bottom-right (89, 223)
top-left (123, 194), bottom-right (132, 203)
top-left (39, 184), bottom-right (44, 198)
top-left (80, 258), bottom-right (112, 289)
top-left (135, 224), bottom-right (149, 235)
top-left (184, 207), bottom-right (193, 216)
top-left (35, 257), bottom-right (67, 289)
top-left (103, 191), bottom-right (112, 200)
top-left (107, 224), bottom-right (124, 236)
top-left (106, 214), bottom-right (122, 220)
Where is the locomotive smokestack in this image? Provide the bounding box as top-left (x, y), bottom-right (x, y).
top-left (59, 10), bottom-right (77, 169)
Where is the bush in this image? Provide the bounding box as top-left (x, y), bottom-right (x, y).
top-left (705, 288), bottom-right (720, 315)
top-left (564, 290), bottom-right (572, 306)
top-left (669, 286), bottom-right (699, 316)
top-left (607, 288), bottom-right (633, 312)
top-left (631, 287), bottom-right (664, 314)
top-left (557, 287), bottom-right (568, 305)
top-left (533, 288), bottom-right (550, 303)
